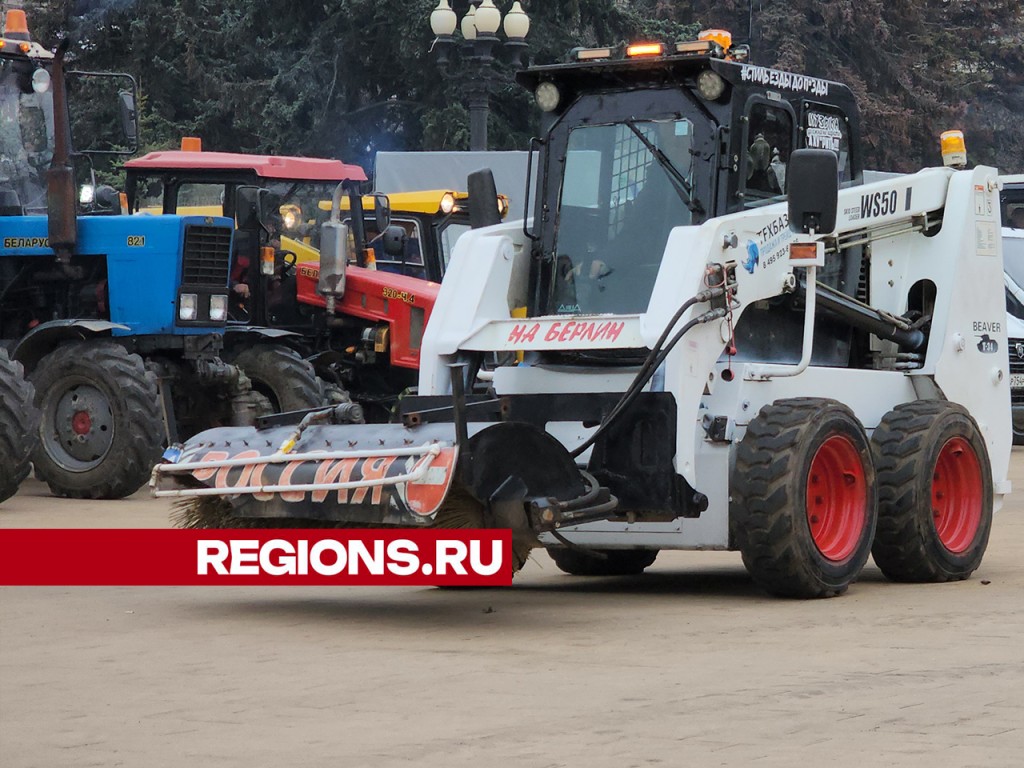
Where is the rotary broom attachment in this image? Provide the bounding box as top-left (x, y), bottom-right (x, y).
top-left (151, 410), bottom-right (599, 575)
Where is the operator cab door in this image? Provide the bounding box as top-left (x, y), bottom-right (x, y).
top-left (730, 91), bottom-right (859, 214)
top-left (536, 87), bottom-right (716, 318)
top-left (736, 95), bottom-right (796, 210)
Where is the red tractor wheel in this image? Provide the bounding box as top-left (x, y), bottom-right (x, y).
top-left (871, 401), bottom-right (993, 582)
top-left (732, 398), bottom-right (877, 598)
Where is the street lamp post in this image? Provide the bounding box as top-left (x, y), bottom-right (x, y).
top-left (429, 0), bottom-right (531, 151)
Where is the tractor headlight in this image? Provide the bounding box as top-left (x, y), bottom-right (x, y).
top-left (209, 294), bottom-right (228, 322)
top-left (32, 68), bottom-right (51, 94)
top-left (440, 192), bottom-right (456, 214)
top-left (535, 81), bottom-right (560, 112)
top-left (79, 184), bottom-right (95, 205)
top-left (280, 203), bottom-right (302, 230)
top-left (179, 293), bottom-right (198, 321)
top-left (696, 70), bottom-right (726, 101)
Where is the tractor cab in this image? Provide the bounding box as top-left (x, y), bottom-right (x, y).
top-left (1, 9), bottom-right (136, 223)
top-left (322, 189), bottom-right (510, 282)
top-left (0, 11), bottom-right (54, 216)
top-left (517, 32), bottom-right (862, 320)
top-left (124, 141), bottom-right (369, 326)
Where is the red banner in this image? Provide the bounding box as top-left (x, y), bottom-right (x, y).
top-left (0, 529), bottom-right (512, 586)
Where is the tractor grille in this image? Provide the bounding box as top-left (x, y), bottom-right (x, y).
top-left (1009, 338), bottom-right (1024, 404)
top-left (181, 225), bottom-right (232, 287)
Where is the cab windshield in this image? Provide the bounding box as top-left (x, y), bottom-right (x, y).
top-left (551, 118), bottom-right (699, 315)
top-left (131, 175), bottom-right (337, 249)
top-left (0, 60), bottom-right (55, 213)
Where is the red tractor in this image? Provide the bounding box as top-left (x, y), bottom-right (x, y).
top-left (124, 142), bottom-right (500, 419)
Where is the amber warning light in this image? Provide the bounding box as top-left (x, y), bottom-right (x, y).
top-left (626, 42), bottom-right (664, 58)
top-left (940, 130), bottom-right (967, 168)
top-left (4, 9), bottom-right (30, 40)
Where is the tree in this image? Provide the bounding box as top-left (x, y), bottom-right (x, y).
top-left (21, 0), bottom-right (1024, 174)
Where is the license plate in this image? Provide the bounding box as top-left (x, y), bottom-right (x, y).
top-left (1011, 374), bottom-right (1024, 390)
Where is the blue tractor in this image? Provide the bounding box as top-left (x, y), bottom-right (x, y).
top-left (0, 10), bottom-right (260, 499)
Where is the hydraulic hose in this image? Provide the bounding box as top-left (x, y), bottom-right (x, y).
top-left (569, 288), bottom-right (727, 459)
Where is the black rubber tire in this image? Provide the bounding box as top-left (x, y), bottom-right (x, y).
top-left (732, 398), bottom-right (877, 598)
top-left (228, 344), bottom-right (325, 413)
top-left (30, 341), bottom-right (164, 499)
top-left (871, 401), bottom-right (993, 582)
top-left (0, 349), bottom-right (38, 503)
top-left (548, 547), bottom-right (658, 576)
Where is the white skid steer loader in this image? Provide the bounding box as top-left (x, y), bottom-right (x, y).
top-left (153, 37), bottom-right (1009, 597)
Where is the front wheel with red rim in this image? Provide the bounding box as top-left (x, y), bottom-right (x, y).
top-left (732, 398), bottom-right (877, 598)
top-left (872, 402), bottom-right (993, 582)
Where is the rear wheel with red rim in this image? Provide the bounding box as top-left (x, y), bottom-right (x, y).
top-left (872, 401), bottom-right (992, 582)
top-left (732, 398), bottom-right (877, 598)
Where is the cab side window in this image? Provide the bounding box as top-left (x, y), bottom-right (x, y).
top-left (803, 106), bottom-right (852, 185)
top-left (743, 102), bottom-right (793, 203)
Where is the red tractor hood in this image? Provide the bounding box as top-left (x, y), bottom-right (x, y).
top-left (296, 264), bottom-right (439, 370)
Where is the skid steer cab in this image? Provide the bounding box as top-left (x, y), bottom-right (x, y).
top-left (125, 143), bottom-right (508, 417)
top-left (154, 32), bottom-right (1009, 598)
top-left (0, 9), bottom-right (261, 502)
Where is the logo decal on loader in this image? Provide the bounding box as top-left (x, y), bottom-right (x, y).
top-left (976, 334), bottom-right (999, 354)
top-left (744, 240), bottom-right (759, 273)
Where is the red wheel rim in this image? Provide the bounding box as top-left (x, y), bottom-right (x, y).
top-left (932, 436), bottom-right (983, 553)
top-left (806, 435), bottom-right (867, 562)
top-left (72, 410), bottom-right (92, 435)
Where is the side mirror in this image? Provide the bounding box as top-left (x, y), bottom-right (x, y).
top-left (235, 186), bottom-right (262, 231)
top-left (468, 168), bottom-right (501, 228)
top-left (118, 90), bottom-right (138, 144)
top-left (373, 193), bottom-right (391, 231)
top-left (787, 149), bottom-right (839, 235)
top-left (381, 225), bottom-right (407, 258)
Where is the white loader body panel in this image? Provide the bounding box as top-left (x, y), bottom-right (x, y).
top-left (420, 166), bottom-right (1010, 550)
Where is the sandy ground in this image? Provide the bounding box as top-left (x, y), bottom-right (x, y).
top-left (2, 455), bottom-right (1024, 768)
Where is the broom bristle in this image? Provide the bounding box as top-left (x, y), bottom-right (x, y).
top-left (171, 485), bottom-right (536, 573)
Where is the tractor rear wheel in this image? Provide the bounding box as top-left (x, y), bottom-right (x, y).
top-left (0, 349), bottom-right (39, 503)
top-left (548, 547), bottom-right (658, 576)
top-left (871, 401), bottom-right (992, 582)
top-left (732, 398), bottom-right (877, 598)
top-left (228, 344), bottom-right (325, 413)
top-left (30, 342), bottom-right (164, 499)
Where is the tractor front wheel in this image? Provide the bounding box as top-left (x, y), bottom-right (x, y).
top-left (871, 401), bottom-right (993, 582)
top-left (0, 349), bottom-right (39, 503)
top-left (732, 398), bottom-right (877, 598)
top-left (30, 342), bottom-right (164, 499)
top-left (228, 344), bottom-right (325, 413)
